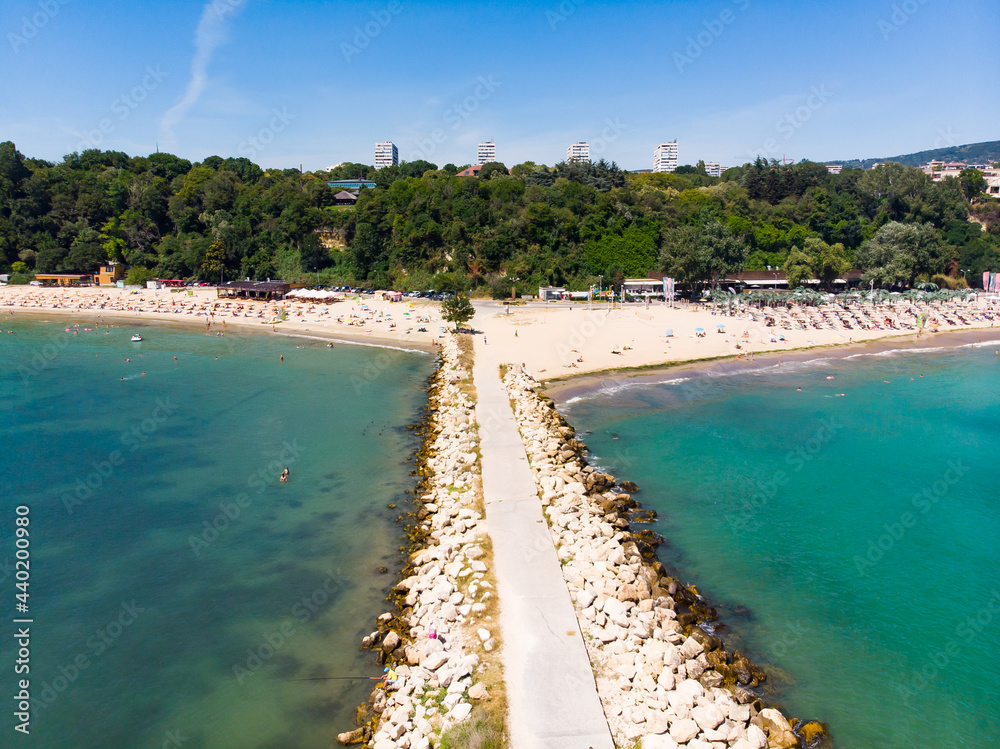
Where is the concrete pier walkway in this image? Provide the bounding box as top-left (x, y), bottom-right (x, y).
top-left (472, 326), bottom-right (615, 749)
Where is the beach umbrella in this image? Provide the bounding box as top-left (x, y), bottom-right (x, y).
top-left (695, 327), bottom-right (704, 332)
top-left (665, 329), bottom-right (673, 337)
top-left (716, 323), bottom-right (725, 328)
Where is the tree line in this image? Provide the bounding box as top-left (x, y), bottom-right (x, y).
top-left (1, 142), bottom-right (997, 294)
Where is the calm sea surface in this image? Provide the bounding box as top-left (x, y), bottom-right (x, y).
top-left (0, 318), bottom-right (434, 748)
top-left (563, 342), bottom-right (1000, 749)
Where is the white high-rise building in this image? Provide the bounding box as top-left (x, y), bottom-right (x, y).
top-left (653, 141), bottom-right (678, 173)
top-left (705, 161), bottom-right (721, 177)
top-left (566, 142), bottom-right (590, 164)
top-left (478, 140), bottom-right (496, 164)
top-left (374, 141), bottom-right (398, 169)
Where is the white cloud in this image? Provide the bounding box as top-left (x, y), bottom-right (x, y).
top-left (160, 0), bottom-right (247, 145)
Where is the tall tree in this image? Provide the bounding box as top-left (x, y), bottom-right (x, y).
top-left (959, 168), bottom-right (987, 202)
top-left (441, 292), bottom-right (475, 332)
top-left (784, 249), bottom-right (813, 290)
top-left (855, 221), bottom-right (944, 287)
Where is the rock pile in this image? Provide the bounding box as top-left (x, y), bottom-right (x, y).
top-left (339, 337), bottom-right (500, 748)
top-left (501, 366), bottom-right (824, 749)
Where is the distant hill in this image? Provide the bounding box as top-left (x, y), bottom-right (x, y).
top-left (829, 140), bottom-right (1000, 170)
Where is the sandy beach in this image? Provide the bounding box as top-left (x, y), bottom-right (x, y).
top-left (5, 285), bottom-right (1000, 376)
top-left (0, 285), bottom-right (444, 353)
top-left (473, 297), bottom-right (1000, 385)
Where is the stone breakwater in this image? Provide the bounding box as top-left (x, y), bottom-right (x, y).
top-left (338, 336), bottom-right (502, 748)
top-left (502, 366), bottom-right (827, 749)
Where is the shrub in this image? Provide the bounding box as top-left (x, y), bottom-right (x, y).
top-left (125, 266), bottom-right (158, 286)
top-left (490, 277), bottom-right (512, 300)
top-left (931, 273), bottom-right (968, 290)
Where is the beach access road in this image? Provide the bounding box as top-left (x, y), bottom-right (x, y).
top-left (472, 315), bottom-right (615, 748)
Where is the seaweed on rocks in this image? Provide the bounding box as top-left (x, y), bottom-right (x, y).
top-left (339, 340), bottom-right (507, 748)
top-left (502, 364), bottom-right (829, 749)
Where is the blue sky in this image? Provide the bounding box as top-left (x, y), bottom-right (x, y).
top-left (2, 0), bottom-right (997, 171)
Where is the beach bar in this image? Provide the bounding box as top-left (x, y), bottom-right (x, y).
top-left (217, 280), bottom-right (290, 300)
top-left (34, 273), bottom-right (93, 286)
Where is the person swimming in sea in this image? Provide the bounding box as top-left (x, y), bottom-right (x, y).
top-left (280, 467), bottom-right (290, 482)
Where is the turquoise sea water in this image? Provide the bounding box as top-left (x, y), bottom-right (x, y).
top-left (0, 319), bottom-right (434, 748)
top-left (564, 342), bottom-right (1000, 748)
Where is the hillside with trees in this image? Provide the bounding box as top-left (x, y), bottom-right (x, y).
top-left (1, 141), bottom-right (997, 294)
top-left (833, 139), bottom-right (1000, 171)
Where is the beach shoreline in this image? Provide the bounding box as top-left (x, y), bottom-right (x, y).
top-left (1, 286), bottom-right (439, 354)
top-left (542, 326), bottom-right (1000, 403)
top-left (472, 296), bottom-right (1000, 393)
top-left (498, 365), bottom-right (821, 747)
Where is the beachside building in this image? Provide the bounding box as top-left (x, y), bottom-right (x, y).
top-left (538, 286), bottom-right (566, 301)
top-left (374, 141), bottom-right (398, 169)
top-left (653, 141), bottom-right (678, 173)
top-left (34, 273), bottom-right (93, 287)
top-left (327, 178), bottom-right (377, 191)
top-left (624, 278), bottom-right (668, 296)
top-left (478, 140), bottom-right (496, 164)
top-left (566, 142), bottom-right (590, 164)
top-left (826, 164), bottom-right (843, 175)
top-left (984, 167), bottom-right (1000, 196)
top-left (217, 280), bottom-right (290, 301)
top-left (96, 262), bottom-right (124, 286)
top-left (332, 190), bottom-right (358, 206)
top-left (921, 160), bottom-right (970, 182)
top-left (456, 165), bottom-right (483, 177)
top-left (705, 161), bottom-right (721, 177)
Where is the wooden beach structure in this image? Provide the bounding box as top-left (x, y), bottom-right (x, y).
top-left (217, 281), bottom-right (290, 301)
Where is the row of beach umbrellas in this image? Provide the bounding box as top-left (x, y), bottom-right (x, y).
top-left (285, 288), bottom-right (339, 300)
top-left (708, 287), bottom-right (974, 308)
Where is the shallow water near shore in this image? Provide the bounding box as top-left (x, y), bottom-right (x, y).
top-left (563, 344), bottom-right (1000, 748)
top-left (1, 320), bottom-right (433, 748)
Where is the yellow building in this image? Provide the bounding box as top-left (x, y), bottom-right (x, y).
top-left (34, 274), bottom-right (93, 286)
top-left (96, 262), bottom-right (124, 285)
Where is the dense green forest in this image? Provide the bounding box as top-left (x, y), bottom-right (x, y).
top-left (1, 141), bottom-right (998, 295)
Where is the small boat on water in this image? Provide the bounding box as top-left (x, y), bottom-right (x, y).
top-left (130, 334), bottom-right (143, 342)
